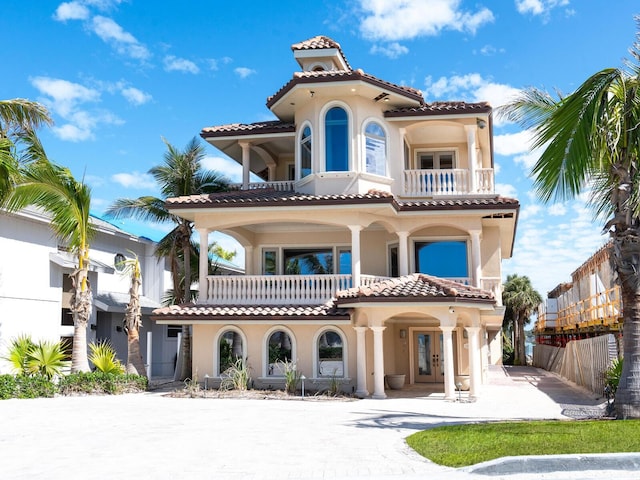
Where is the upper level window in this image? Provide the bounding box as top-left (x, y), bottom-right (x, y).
top-left (325, 107), bottom-right (348, 172)
top-left (364, 122), bottom-right (386, 176)
top-left (284, 248), bottom-right (333, 275)
top-left (417, 150), bottom-right (455, 170)
top-left (414, 240), bottom-right (468, 280)
top-left (300, 126), bottom-right (312, 178)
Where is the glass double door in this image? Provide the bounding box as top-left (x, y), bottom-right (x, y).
top-left (414, 331), bottom-right (448, 383)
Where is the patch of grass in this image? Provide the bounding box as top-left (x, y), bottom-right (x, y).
top-left (406, 420), bottom-right (640, 467)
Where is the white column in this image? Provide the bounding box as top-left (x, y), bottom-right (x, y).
top-left (244, 246), bottom-right (254, 275)
top-left (397, 231), bottom-right (409, 276)
top-left (354, 326), bottom-right (369, 398)
top-left (239, 141), bottom-right (251, 189)
top-left (349, 225), bottom-right (362, 287)
top-left (465, 125), bottom-right (477, 193)
top-left (440, 325), bottom-right (456, 401)
top-left (470, 230), bottom-right (482, 288)
top-left (197, 228), bottom-right (209, 303)
top-left (370, 326), bottom-right (387, 399)
top-left (465, 326), bottom-right (482, 399)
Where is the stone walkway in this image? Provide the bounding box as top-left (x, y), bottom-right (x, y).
top-left (0, 366), bottom-right (637, 480)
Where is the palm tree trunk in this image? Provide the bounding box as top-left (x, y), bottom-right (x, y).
top-left (614, 236), bottom-right (640, 418)
top-left (126, 327), bottom-right (147, 377)
top-left (125, 269), bottom-right (147, 377)
top-left (513, 315), bottom-right (521, 365)
top-left (518, 316), bottom-right (527, 365)
top-left (70, 268), bottom-right (91, 373)
top-left (178, 226), bottom-right (192, 380)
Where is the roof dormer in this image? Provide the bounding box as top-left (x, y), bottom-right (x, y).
top-left (291, 36), bottom-right (351, 72)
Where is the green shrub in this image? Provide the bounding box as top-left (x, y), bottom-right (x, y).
top-left (278, 359), bottom-right (301, 394)
top-left (89, 340), bottom-right (124, 374)
top-left (58, 371), bottom-right (147, 395)
top-left (220, 357), bottom-right (251, 391)
top-left (2, 335), bottom-right (36, 375)
top-left (0, 374), bottom-right (56, 399)
top-left (604, 358), bottom-right (623, 396)
top-left (25, 340), bottom-right (68, 380)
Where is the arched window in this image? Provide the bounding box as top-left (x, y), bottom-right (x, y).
top-left (325, 107), bottom-right (348, 171)
top-left (267, 330), bottom-right (293, 376)
top-left (218, 330), bottom-right (244, 374)
top-left (317, 329), bottom-right (344, 377)
top-left (364, 122), bottom-right (386, 176)
top-left (300, 126), bottom-right (312, 178)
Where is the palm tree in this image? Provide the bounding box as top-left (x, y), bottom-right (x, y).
top-left (106, 137), bottom-right (229, 380)
top-left (500, 22), bottom-right (640, 417)
top-left (502, 274), bottom-right (542, 365)
top-left (5, 132), bottom-right (95, 373)
top-left (117, 252), bottom-right (147, 377)
top-left (0, 99), bottom-right (52, 205)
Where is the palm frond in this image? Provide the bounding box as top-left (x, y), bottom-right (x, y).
top-left (0, 98), bottom-right (53, 138)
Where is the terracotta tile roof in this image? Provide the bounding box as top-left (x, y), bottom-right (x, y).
top-left (166, 188), bottom-right (395, 208)
top-left (336, 274), bottom-right (495, 304)
top-left (152, 302), bottom-right (349, 320)
top-left (266, 69), bottom-right (423, 109)
top-left (201, 120), bottom-right (295, 138)
top-left (165, 188), bottom-right (519, 212)
top-left (385, 101), bottom-right (492, 118)
top-left (290, 35), bottom-right (352, 70)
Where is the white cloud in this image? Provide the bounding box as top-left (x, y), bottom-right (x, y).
top-left (519, 203), bottom-right (542, 220)
top-left (358, 0), bottom-right (494, 41)
top-left (548, 203), bottom-right (567, 216)
top-left (494, 130), bottom-right (533, 156)
top-left (53, 1), bottom-right (89, 21)
top-left (515, 0), bottom-right (570, 16)
top-left (120, 86), bottom-right (152, 105)
top-left (163, 55), bottom-right (200, 74)
top-left (201, 156), bottom-right (242, 183)
top-left (30, 76), bottom-right (125, 142)
top-left (514, 150), bottom-right (540, 170)
top-left (234, 67), bottom-right (256, 79)
top-left (90, 15), bottom-right (150, 60)
top-left (111, 172), bottom-right (156, 189)
top-left (475, 44), bottom-right (505, 56)
top-left (424, 73), bottom-right (520, 108)
top-left (369, 42), bottom-right (409, 58)
top-left (495, 182), bottom-right (518, 198)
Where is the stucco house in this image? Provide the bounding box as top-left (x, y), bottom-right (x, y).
top-left (152, 36), bottom-right (519, 399)
top-left (0, 207), bottom-right (177, 376)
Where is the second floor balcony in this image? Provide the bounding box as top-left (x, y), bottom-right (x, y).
top-left (202, 274), bottom-right (502, 306)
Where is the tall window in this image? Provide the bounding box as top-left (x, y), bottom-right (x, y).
top-left (300, 126), bottom-right (312, 178)
top-left (267, 330), bottom-right (293, 376)
top-left (317, 330), bottom-right (344, 377)
top-left (364, 122), bottom-right (386, 176)
top-left (219, 330), bottom-right (243, 374)
top-left (263, 249), bottom-right (277, 275)
top-left (414, 240), bottom-right (468, 279)
top-left (284, 248), bottom-right (333, 274)
top-left (325, 107), bottom-right (348, 171)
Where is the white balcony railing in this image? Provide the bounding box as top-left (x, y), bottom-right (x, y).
top-left (480, 277), bottom-right (502, 306)
top-left (205, 274), bottom-right (352, 305)
top-left (403, 168), bottom-right (494, 197)
top-left (229, 181), bottom-right (294, 191)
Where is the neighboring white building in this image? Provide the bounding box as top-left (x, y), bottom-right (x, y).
top-left (0, 207), bottom-right (178, 376)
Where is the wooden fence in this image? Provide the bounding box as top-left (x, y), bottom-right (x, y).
top-left (532, 334), bottom-right (619, 396)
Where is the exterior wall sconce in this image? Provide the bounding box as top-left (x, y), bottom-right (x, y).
top-left (476, 118), bottom-right (487, 129)
top-left (399, 329), bottom-right (407, 339)
top-left (449, 306), bottom-right (455, 314)
top-left (309, 90), bottom-right (315, 98)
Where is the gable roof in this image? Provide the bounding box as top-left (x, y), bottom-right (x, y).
top-left (290, 35), bottom-right (352, 70)
top-left (335, 274), bottom-right (496, 305)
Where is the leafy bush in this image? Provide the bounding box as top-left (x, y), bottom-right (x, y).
top-left (2, 336), bottom-right (68, 379)
top-left (0, 374), bottom-right (57, 399)
top-left (220, 357), bottom-right (251, 391)
top-left (89, 340), bottom-right (124, 374)
top-left (604, 358), bottom-right (623, 396)
top-left (278, 359), bottom-right (301, 394)
top-left (58, 371), bottom-right (147, 395)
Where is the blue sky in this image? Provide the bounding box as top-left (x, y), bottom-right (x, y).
top-left (4, 0), bottom-right (639, 295)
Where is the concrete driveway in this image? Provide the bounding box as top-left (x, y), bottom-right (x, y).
top-left (0, 366), bottom-right (637, 480)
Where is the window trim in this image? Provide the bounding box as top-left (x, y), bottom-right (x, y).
top-left (362, 119), bottom-right (388, 177)
top-left (411, 236), bottom-right (470, 281)
top-left (319, 101), bottom-right (353, 173)
top-left (297, 122), bottom-right (313, 180)
top-left (263, 325), bottom-right (297, 378)
top-left (214, 326), bottom-right (248, 376)
top-left (313, 327), bottom-right (348, 379)
top-left (414, 148), bottom-right (459, 170)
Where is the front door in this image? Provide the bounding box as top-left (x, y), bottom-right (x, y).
top-left (414, 331), bottom-right (444, 383)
